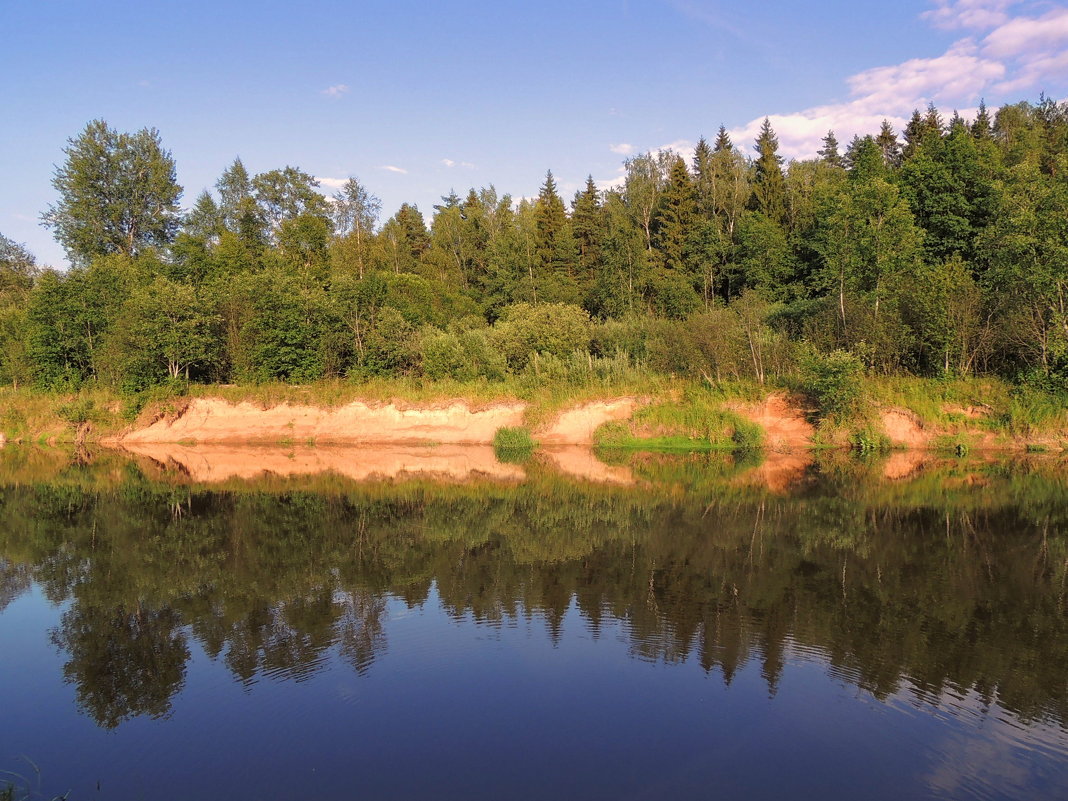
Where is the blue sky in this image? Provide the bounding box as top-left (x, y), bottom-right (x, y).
top-left (3, 0), bottom-right (1067, 268)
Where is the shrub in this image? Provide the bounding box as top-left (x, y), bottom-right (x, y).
top-left (798, 349), bottom-right (864, 419)
top-left (492, 302), bottom-right (591, 371)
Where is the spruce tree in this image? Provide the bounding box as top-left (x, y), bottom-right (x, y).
top-left (752, 118), bottom-right (786, 222)
top-left (876, 120), bottom-right (902, 167)
top-left (818, 130), bottom-right (846, 168)
top-left (692, 137), bottom-right (715, 217)
top-left (654, 156), bottom-right (697, 273)
top-left (571, 176), bottom-right (605, 280)
top-left (972, 100), bottom-right (993, 140)
top-left (713, 125), bottom-right (733, 153)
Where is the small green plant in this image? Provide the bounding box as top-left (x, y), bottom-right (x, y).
top-left (849, 427), bottom-right (891, 454)
top-left (493, 426), bottom-right (536, 463)
top-left (1025, 443), bottom-right (1049, 453)
top-left (730, 418), bottom-right (765, 451)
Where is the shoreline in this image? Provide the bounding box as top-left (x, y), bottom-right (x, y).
top-left (2, 380), bottom-right (1066, 454)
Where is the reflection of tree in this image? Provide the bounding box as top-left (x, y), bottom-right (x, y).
top-left (0, 453), bottom-right (1066, 730)
top-left (0, 558), bottom-right (32, 613)
top-left (50, 603), bottom-right (188, 729)
top-left (337, 589), bottom-right (388, 675)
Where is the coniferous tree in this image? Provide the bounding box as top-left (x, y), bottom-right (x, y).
top-left (654, 156), bottom-right (697, 273)
top-left (876, 120), bottom-right (902, 167)
top-left (818, 131), bottom-right (846, 168)
top-left (713, 125), bottom-right (733, 153)
top-left (692, 137), bottom-right (715, 217)
top-left (571, 176), bottom-right (605, 283)
top-left (752, 118), bottom-right (786, 223)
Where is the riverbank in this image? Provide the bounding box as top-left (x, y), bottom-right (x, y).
top-left (1, 376), bottom-right (1066, 453)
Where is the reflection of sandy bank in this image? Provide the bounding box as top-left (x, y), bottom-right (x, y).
top-left (541, 446), bottom-right (635, 485)
top-left (121, 443), bottom-right (525, 483)
top-left (746, 451), bottom-right (814, 493)
top-left (883, 450), bottom-right (929, 480)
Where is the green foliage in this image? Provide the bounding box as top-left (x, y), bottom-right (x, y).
top-left (493, 426), bottom-right (535, 462)
top-left (849, 427), bottom-right (891, 453)
top-left (55, 397), bottom-right (96, 426)
top-left (41, 119), bottom-right (182, 264)
top-left (492, 302), bottom-right (591, 370)
top-left (797, 349), bottom-right (865, 419)
top-left (8, 100), bottom-right (1068, 398)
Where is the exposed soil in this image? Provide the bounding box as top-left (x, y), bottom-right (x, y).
top-left (881, 409), bottom-right (932, 448)
top-left (114, 398), bottom-right (528, 445)
top-left (538, 398), bottom-right (639, 445)
top-left (731, 393), bottom-right (815, 451)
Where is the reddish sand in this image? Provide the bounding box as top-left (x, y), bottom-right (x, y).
top-left (116, 398), bottom-right (527, 445)
top-left (731, 393), bottom-right (815, 451)
top-left (538, 399), bottom-right (639, 445)
top-left (881, 409), bottom-right (932, 448)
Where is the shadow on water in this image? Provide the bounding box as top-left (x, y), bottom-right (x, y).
top-left (0, 443), bottom-right (1066, 738)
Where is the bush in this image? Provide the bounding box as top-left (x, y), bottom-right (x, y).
top-left (797, 349), bottom-right (865, 419)
top-left (419, 326), bottom-right (507, 381)
top-left (492, 302), bottom-right (591, 371)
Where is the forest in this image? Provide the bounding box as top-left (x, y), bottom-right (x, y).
top-left (1, 97), bottom-right (1067, 395)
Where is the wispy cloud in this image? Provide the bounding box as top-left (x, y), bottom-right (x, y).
top-left (609, 143), bottom-right (635, 155)
top-left (320, 84), bottom-right (349, 98)
top-left (922, 0), bottom-right (1018, 31)
top-left (379, 165), bottom-right (408, 174)
top-left (664, 0), bottom-right (745, 39)
top-left (726, 3), bottom-right (1068, 160)
top-left (442, 158), bottom-right (476, 168)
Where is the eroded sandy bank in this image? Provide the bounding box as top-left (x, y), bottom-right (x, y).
top-left (111, 397), bottom-right (643, 447)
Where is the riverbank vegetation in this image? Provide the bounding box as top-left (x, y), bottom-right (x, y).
top-left (3, 98), bottom-right (1068, 443)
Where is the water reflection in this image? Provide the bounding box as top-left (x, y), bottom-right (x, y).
top-left (0, 445), bottom-right (1065, 742)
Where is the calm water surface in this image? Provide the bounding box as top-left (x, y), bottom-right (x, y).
top-left (1, 446), bottom-right (1066, 800)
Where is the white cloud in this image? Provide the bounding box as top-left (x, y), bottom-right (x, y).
top-left (321, 84), bottom-right (349, 98)
top-left (316, 177), bottom-right (349, 190)
top-left (609, 143), bottom-right (635, 155)
top-left (725, 4), bottom-right (1068, 161)
top-left (983, 6), bottom-right (1068, 55)
top-left (442, 158), bottom-right (476, 168)
top-left (379, 165), bottom-right (408, 174)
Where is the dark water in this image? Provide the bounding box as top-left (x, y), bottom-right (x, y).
top-left (1, 446), bottom-right (1067, 800)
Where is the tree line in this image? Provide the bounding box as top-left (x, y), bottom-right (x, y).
top-left (2, 97), bottom-right (1067, 391)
